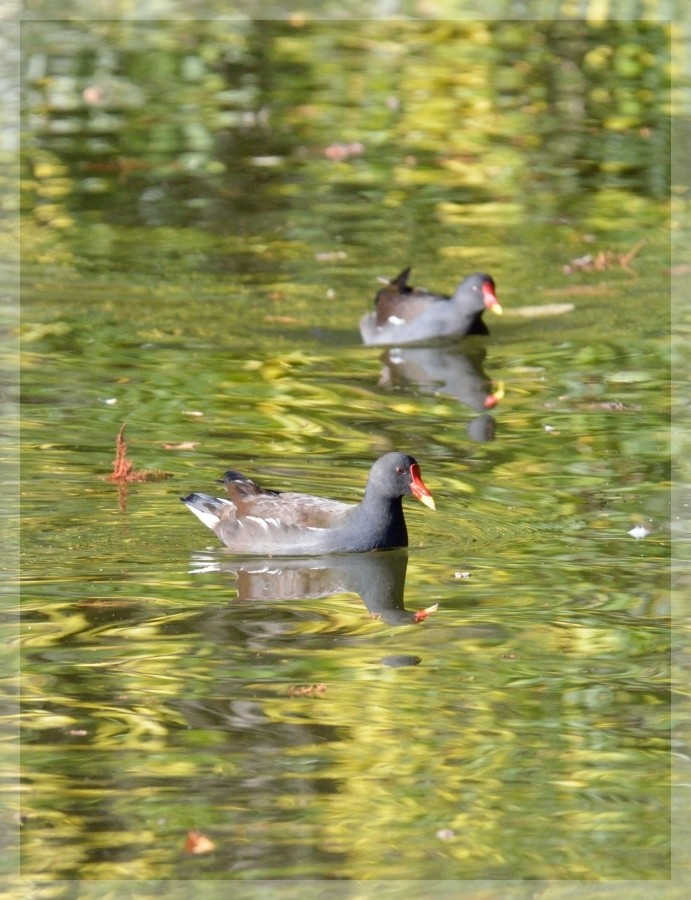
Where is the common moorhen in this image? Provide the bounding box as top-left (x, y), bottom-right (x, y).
top-left (181, 452), bottom-right (435, 555)
top-left (359, 267), bottom-right (502, 345)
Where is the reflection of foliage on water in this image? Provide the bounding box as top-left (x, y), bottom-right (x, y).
top-left (16, 14), bottom-right (673, 886)
top-left (21, 18), bottom-right (671, 239)
top-left (19, 563), bottom-right (669, 880)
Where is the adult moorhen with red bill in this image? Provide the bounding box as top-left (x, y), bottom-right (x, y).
top-left (360, 267), bottom-right (502, 345)
top-left (181, 452), bottom-right (435, 555)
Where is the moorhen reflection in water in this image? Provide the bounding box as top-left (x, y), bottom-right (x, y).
top-left (377, 345), bottom-right (500, 442)
top-left (189, 549), bottom-right (426, 626)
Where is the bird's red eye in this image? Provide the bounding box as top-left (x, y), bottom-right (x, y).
top-left (395, 466), bottom-right (404, 475)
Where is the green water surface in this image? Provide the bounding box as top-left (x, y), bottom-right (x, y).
top-left (15, 17), bottom-right (674, 892)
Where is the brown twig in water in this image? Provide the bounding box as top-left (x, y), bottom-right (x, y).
top-left (105, 423), bottom-right (172, 483)
top-left (619, 237), bottom-right (646, 272)
top-left (563, 238), bottom-right (646, 276)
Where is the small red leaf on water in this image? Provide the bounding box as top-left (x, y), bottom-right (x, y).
top-left (414, 602), bottom-right (439, 623)
top-left (184, 830), bottom-right (215, 855)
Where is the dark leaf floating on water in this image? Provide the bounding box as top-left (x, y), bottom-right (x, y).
top-left (381, 655), bottom-right (422, 668)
